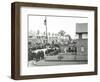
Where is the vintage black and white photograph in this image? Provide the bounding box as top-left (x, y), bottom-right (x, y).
top-left (11, 2), bottom-right (97, 79)
top-left (28, 15), bottom-right (88, 67)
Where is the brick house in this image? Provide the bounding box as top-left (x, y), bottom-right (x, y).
top-left (75, 23), bottom-right (88, 60)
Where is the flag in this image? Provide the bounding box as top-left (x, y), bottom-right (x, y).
top-left (44, 17), bottom-right (46, 25)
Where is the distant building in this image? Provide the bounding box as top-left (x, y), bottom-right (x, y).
top-left (28, 31), bottom-right (47, 48)
top-left (75, 23), bottom-right (88, 56)
top-left (28, 31), bottom-right (70, 47)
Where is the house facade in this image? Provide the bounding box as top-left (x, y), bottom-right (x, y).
top-left (75, 23), bottom-right (88, 58)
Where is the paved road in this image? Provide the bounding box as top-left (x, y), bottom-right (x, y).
top-left (28, 60), bottom-right (87, 67)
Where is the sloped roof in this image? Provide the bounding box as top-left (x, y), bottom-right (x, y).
top-left (76, 23), bottom-right (88, 33)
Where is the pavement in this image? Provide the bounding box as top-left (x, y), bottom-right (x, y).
top-left (28, 60), bottom-right (87, 67)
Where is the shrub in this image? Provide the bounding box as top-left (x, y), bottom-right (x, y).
top-left (49, 52), bottom-right (54, 56)
top-left (32, 47), bottom-right (37, 50)
top-left (45, 50), bottom-right (47, 54)
top-left (54, 44), bottom-right (60, 48)
top-left (40, 51), bottom-right (44, 59)
top-left (28, 53), bottom-right (33, 61)
top-left (28, 52), bottom-right (36, 61)
top-left (53, 50), bottom-right (58, 55)
top-left (45, 48), bottom-right (54, 55)
top-left (36, 51), bottom-right (44, 60)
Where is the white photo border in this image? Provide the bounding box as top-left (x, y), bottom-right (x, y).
top-left (20, 6), bottom-right (95, 76)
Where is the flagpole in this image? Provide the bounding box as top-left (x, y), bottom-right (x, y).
top-left (44, 16), bottom-right (48, 45)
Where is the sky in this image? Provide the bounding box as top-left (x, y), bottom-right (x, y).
top-left (29, 15), bottom-right (88, 39)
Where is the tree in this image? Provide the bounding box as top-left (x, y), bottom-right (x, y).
top-left (58, 30), bottom-right (66, 36)
top-left (65, 34), bottom-right (71, 40)
top-left (58, 30), bottom-right (66, 44)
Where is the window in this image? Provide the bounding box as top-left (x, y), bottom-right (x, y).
top-left (81, 46), bottom-right (84, 52)
top-left (82, 34), bottom-right (88, 39)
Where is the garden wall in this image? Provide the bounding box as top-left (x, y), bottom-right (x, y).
top-left (45, 55), bottom-right (87, 61)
